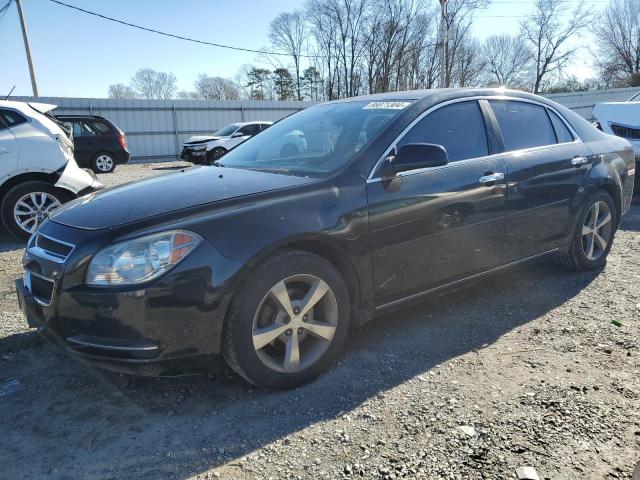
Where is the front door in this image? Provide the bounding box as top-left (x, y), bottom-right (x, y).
top-left (367, 100), bottom-right (507, 308)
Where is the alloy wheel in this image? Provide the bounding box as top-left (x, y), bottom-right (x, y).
top-left (252, 274), bottom-right (338, 373)
top-left (95, 154), bottom-right (114, 172)
top-left (581, 200), bottom-right (613, 261)
top-left (13, 192), bottom-right (61, 234)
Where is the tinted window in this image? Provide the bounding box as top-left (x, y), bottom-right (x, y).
top-left (0, 110), bottom-right (28, 128)
top-left (238, 124), bottom-right (260, 136)
top-left (548, 110), bottom-right (574, 143)
top-left (72, 122), bottom-right (82, 137)
top-left (73, 121), bottom-right (98, 137)
top-left (398, 101), bottom-right (488, 162)
top-left (490, 100), bottom-right (556, 151)
top-left (92, 121), bottom-right (112, 133)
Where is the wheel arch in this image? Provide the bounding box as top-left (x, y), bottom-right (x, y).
top-left (591, 180), bottom-right (622, 227)
top-left (0, 171), bottom-right (68, 204)
top-left (222, 236), bottom-right (366, 335)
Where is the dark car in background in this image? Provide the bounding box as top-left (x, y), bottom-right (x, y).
top-left (17, 88), bottom-right (635, 390)
top-left (55, 115), bottom-right (130, 173)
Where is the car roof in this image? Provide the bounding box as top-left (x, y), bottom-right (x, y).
top-left (232, 121), bottom-right (273, 126)
top-left (0, 100), bottom-right (58, 116)
top-left (55, 114), bottom-right (109, 121)
top-left (327, 87), bottom-right (550, 104)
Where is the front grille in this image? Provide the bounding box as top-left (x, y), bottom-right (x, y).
top-left (28, 273), bottom-right (54, 305)
top-left (30, 234), bottom-right (74, 263)
top-left (610, 123), bottom-right (640, 140)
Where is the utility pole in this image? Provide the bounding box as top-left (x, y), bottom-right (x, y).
top-left (437, 0), bottom-right (448, 89)
top-left (15, 0), bottom-right (39, 96)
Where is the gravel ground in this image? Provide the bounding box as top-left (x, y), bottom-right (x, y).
top-left (0, 162), bottom-right (639, 479)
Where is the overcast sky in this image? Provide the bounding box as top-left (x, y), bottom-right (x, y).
top-left (0, 0), bottom-right (606, 98)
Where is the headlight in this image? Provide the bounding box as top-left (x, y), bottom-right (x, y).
top-left (86, 230), bottom-right (202, 286)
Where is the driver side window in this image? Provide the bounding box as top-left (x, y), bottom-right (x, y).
top-left (238, 124), bottom-right (260, 136)
top-left (398, 101), bottom-right (489, 162)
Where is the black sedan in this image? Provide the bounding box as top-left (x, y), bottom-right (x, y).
top-left (17, 89), bottom-right (635, 390)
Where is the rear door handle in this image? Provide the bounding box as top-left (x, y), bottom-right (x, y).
top-left (478, 172), bottom-right (505, 185)
top-left (0, 147), bottom-right (10, 154)
top-left (571, 156), bottom-right (589, 167)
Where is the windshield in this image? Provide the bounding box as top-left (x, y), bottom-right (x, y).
top-left (218, 100), bottom-right (413, 176)
top-left (216, 124), bottom-right (240, 137)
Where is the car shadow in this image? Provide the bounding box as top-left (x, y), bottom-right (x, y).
top-left (0, 259), bottom-right (601, 479)
top-left (0, 233), bottom-right (24, 253)
top-left (619, 203), bottom-right (640, 231)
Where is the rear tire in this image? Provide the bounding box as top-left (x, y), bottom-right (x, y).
top-left (557, 190), bottom-right (617, 270)
top-left (91, 153), bottom-right (116, 173)
top-left (223, 250), bottom-right (351, 390)
top-left (1, 182), bottom-right (70, 241)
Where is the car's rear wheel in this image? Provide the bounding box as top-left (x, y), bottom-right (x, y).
top-left (92, 153), bottom-right (116, 173)
top-left (223, 250), bottom-right (351, 390)
top-left (1, 182), bottom-right (70, 241)
top-left (557, 190), bottom-right (617, 270)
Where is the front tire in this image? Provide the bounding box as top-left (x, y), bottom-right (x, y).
top-left (1, 182), bottom-right (70, 241)
top-left (557, 190), bottom-right (617, 270)
top-left (223, 250), bottom-right (351, 390)
top-left (207, 147), bottom-right (227, 164)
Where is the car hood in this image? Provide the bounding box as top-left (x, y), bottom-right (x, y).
top-left (49, 166), bottom-right (313, 230)
top-left (593, 102), bottom-right (640, 127)
top-left (184, 135), bottom-right (223, 145)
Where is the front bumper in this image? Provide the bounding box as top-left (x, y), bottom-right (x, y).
top-left (180, 147), bottom-right (209, 164)
top-left (16, 226), bottom-right (241, 376)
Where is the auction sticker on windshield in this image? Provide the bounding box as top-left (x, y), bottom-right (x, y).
top-left (363, 101), bottom-right (412, 110)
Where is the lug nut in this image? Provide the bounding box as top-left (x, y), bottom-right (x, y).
top-left (303, 314), bottom-right (308, 321)
top-left (285, 329), bottom-right (292, 336)
top-left (297, 328), bottom-right (303, 335)
top-left (283, 316), bottom-right (290, 324)
top-left (293, 307), bottom-right (300, 315)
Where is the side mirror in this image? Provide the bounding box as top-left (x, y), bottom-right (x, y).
top-left (391, 143), bottom-right (448, 172)
top-left (231, 131), bottom-right (244, 138)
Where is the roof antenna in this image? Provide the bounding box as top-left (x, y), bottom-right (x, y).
top-left (4, 86), bottom-right (15, 100)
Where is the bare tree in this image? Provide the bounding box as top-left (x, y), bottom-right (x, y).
top-left (594, 0), bottom-right (640, 87)
top-left (481, 34), bottom-right (533, 88)
top-left (176, 90), bottom-right (200, 100)
top-left (194, 74), bottom-right (240, 100)
top-left (520, 0), bottom-right (592, 94)
top-left (108, 83), bottom-right (138, 99)
top-left (451, 37), bottom-right (484, 87)
top-left (131, 68), bottom-right (178, 99)
top-left (438, 0), bottom-right (490, 88)
top-left (269, 11), bottom-right (307, 100)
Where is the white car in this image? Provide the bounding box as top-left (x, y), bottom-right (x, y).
top-left (593, 90), bottom-right (640, 195)
top-left (0, 100), bottom-right (102, 240)
top-left (181, 121), bottom-right (272, 164)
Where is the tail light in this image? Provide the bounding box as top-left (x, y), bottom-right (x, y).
top-left (119, 133), bottom-right (128, 151)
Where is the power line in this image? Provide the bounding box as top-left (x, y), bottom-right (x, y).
top-left (47, 0), bottom-right (321, 59)
top-left (0, 0), bottom-right (12, 23)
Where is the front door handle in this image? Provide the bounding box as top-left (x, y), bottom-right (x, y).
top-left (571, 156), bottom-right (589, 167)
top-left (478, 172), bottom-right (505, 185)
top-left (0, 147), bottom-right (10, 154)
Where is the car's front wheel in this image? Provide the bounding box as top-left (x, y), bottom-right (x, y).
top-left (223, 250), bottom-right (351, 390)
top-left (557, 190), bottom-right (617, 270)
top-left (1, 182), bottom-right (70, 240)
top-left (207, 147), bottom-right (227, 164)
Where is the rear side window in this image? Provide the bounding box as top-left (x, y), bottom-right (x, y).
top-left (92, 121), bottom-right (112, 133)
top-left (490, 100), bottom-right (556, 151)
top-left (548, 110), bottom-right (574, 143)
top-left (0, 109), bottom-right (28, 128)
top-left (72, 121), bottom-right (99, 137)
top-left (398, 101), bottom-right (488, 162)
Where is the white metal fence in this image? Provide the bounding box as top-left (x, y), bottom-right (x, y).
top-left (10, 87), bottom-right (639, 162)
top-left (10, 96), bottom-right (317, 162)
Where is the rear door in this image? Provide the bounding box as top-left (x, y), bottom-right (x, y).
top-left (70, 120), bottom-right (101, 167)
top-left (0, 110), bottom-right (20, 177)
top-left (488, 99), bottom-right (592, 261)
top-left (367, 100), bottom-right (508, 308)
